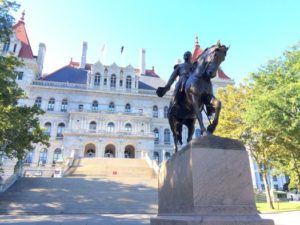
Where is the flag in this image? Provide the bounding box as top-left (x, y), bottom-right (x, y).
top-left (101, 44), bottom-right (106, 53)
top-left (121, 46), bottom-right (124, 54)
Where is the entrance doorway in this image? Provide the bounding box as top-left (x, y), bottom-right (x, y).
top-left (104, 144), bottom-right (116, 158)
top-left (124, 145), bottom-right (135, 158)
top-left (84, 143), bottom-right (96, 157)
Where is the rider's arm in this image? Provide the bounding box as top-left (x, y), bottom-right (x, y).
top-left (164, 65), bottom-right (179, 90)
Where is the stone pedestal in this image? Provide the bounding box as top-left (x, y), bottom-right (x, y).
top-left (150, 135), bottom-right (274, 225)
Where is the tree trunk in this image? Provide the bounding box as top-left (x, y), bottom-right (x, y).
top-left (291, 154), bottom-right (300, 191)
top-left (262, 171), bottom-right (274, 209)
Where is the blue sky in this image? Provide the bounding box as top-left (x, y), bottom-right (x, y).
top-left (14, 0), bottom-right (299, 84)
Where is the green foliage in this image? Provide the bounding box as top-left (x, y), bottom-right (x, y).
top-left (0, 0), bottom-right (19, 42)
top-left (0, 0), bottom-right (49, 162)
top-left (216, 42), bottom-right (300, 209)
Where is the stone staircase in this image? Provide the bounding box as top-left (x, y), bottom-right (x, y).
top-left (0, 158), bottom-right (158, 215)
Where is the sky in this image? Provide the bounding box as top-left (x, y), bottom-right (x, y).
top-left (13, 0), bottom-right (300, 84)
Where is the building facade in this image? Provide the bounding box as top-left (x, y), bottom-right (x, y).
top-left (10, 15), bottom-right (288, 188)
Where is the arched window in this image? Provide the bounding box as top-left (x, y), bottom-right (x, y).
top-left (107, 122), bottom-right (115, 132)
top-left (34, 97), bottom-right (42, 108)
top-left (57, 123), bottom-right (65, 139)
top-left (125, 123), bottom-right (132, 132)
top-left (164, 106), bottom-right (169, 118)
top-left (153, 105), bottom-right (158, 118)
top-left (39, 149), bottom-right (48, 165)
top-left (94, 73), bottom-right (101, 86)
top-left (89, 121), bottom-right (97, 132)
top-left (108, 102), bottom-right (115, 112)
top-left (164, 128), bottom-right (171, 145)
top-left (165, 152), bottom-right (171, 160)
top-left (195, 128), bottom-right (201, 138)
top-left (47, 98), bottom-right (55, 111)
top-left (110, 74), bottom-right (116, 88)
top-left (24, 151), bottom-right (33, 164)
top-left (92, 100), bottom-right (98, 111)
top-left (61, 99), bottom-right (68, 112)
top-left (126, 76), bottom-right (131, 89)
top-left (53, 148), bottom-right (63, 163)
top-left (44, 122), bottom-right (51, 136)
top-left (154, 128), bottom-right (159, 144)
top-left (154, 151), bottom-right (159, 163)
top-left (125, 103), bottom-right (131, 113)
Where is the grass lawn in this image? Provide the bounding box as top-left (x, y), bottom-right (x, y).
top-left (256, 201), bottom-right (300, 212)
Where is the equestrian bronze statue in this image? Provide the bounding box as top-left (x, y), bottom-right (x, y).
top-left (157, 41), bottom-right (229, 152)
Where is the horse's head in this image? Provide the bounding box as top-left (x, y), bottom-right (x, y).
top-left (197, 40), bottom-right (229, 78)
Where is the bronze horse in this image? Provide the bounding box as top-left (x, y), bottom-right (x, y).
top-left (158, 41), bottom-right (229, 152)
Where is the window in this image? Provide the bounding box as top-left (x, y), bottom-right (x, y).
top-left (34, 97), bottom-right (42, 108)
top-left (39, 149), bottom-right (48, 165)
top-left (261, 184), bottom-right (265, 191)
top-left (104, 78), bottom-right (107, 85)
top-left (57, 123), bottom-right (65, 139)
top-left (125, 123), bottom-right (132, 132)
top-left (110, 74), bottom-right (116, 88)
top-left (53, 148), bottom-right (63, 163)
top-left (47, 98), bottom-right (55, 111)
top-left (17, 71), bottom-right (24, 80)
top-left (154, 151), bottom-right (159, 162)
top-left (274, 184), bottom-right (279, 190)
top-left (125, 103), bottom-right (131, 113)
top-left (164, 128), bottom-right (171, 145)
top-left (164, 106), bottom-right (169, 118)
top-left (126, 76), bottom-right (131, 89)
top-left (2, 42), bottom-right (10, 52)
top-left (154, 128), bottom-right (159, 144)
top-left (61, 99), bottom-right (68, 112)
top-left (94, 73), bottom-right (101, 86)
top-left (273, 176), bottom-right (278, 182)
top-left (108, 102), bottom-right (115, 112)
top-left (119, 80), bottom-right (123, 87)
top-left (13, 43), bottom-right (17, 53)
top-left (107, 122), bottom-right (115, 132)
top-left (24, 152), bottom-right (33, 164)
top-left (165, 152), bottom-right (171, 160)
top-left (195, 128), bottom-right (201, 138)
top-left (89, 121), bottom-right (97, 132)
top-left (153, 105), bottom-right (158, 118)
top-left (92, 100), bottom-right (98, 111)
top-left (78, 104), bottom-right (83, 111)
top-left (44, 122), bottom-right (51, 136)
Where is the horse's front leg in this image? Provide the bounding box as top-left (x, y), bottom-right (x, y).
top-left (185, 119), bottom-right (196, 142)
top-left (191, 94), bottom-right (206, 135)
top-left (207, 97), bottom-right (222, 133)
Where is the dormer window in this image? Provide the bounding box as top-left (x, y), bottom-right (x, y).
top-left (110, 74), bottom-right (116, 88)
top-left (94, 73), bottom-right (101, 86)
top-left (126, 76), bottom-right (131, 89)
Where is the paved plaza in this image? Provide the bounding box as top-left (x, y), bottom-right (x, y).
top-left (0, 212), bottom-right (299, 225)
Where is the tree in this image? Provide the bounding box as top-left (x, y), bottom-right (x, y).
top-left (216, 42), bottom-right (300, 210)
top-left (0, 0), bottom-right (49, 167)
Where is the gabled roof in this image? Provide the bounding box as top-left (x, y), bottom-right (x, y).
top-left (42, 65), bottom-right (87, 84)
top-left (13, 12), bottom-right (34, 59)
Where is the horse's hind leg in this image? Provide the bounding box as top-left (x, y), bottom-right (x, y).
top-left (207, 97), bottom-right (222, 133)
top-left (191, 94), bottom-right (206, 135)
top-left (185, 119), bottom-right (196, 142)
top-left (168, 116), bottom-right (179, 152)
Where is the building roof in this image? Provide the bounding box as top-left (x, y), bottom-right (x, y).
top-left (138, 81), bottom-right (156, 90)
top-left (13, 12), bottom-right (35, 59)
top-left (42, 65), bottom-right (87, 84)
